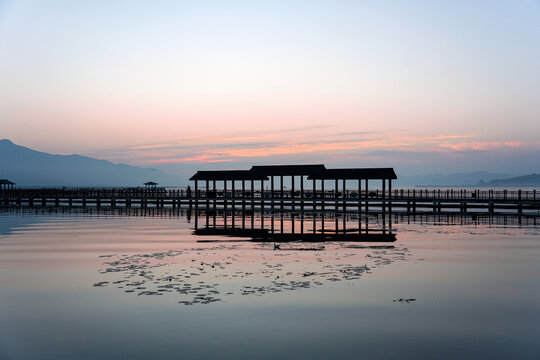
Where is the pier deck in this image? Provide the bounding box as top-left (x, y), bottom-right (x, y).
top-left (1, 188), bottom-right (538, 216)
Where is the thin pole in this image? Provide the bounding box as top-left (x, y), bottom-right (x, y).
top-left (343, 178), bottom-right (346, 211)
top-left (271, 176), bottom-right (274, 210)
top-left (365, 179), bottom-right (369, 213)
top-left (280, 175), bottom-right (284, 209)
top-left (382, 179), bottom-right (386, 214)
top-left (321, 179), bottom-right (325, 210)
top-left (388, 178), bottom-right (392, 213)
top-left (358, 178), bottom-right (361, 211)
top-left (291, 175), bottom-right (295, 209)
top-left (312, 178), bottom-right (316, 210)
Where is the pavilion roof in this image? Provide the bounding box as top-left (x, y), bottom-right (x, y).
top-left (190, 170), bottom-right (268, 181)
top-left (0, 179), bottom-right (15, 185)
top-left (307, 168), bottom-right (397, 180)
top-left (250, 164), bottom-right (325, 176)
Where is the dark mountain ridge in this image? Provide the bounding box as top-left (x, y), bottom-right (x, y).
top-left (0, 139), bottom-right (180, 187)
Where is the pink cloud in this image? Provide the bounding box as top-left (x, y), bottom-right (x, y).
top-left (439, 141), bottom-right (524, 151)
top-left (149, 155), bottom-right (233, 163)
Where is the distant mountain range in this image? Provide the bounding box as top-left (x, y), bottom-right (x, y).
top-left (395, 171), bottom-right (517, 187)
top-left (0, 139), bottom-right (181, 187)
top-left (1, 139), bottom-right (538, 188)
top-left (478, 173), bottom-right (540, 187)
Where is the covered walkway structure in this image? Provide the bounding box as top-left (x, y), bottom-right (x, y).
top-left (0, 179), bottom-right (15, 190)
top-left (189, 165), bottom-right (397, 212)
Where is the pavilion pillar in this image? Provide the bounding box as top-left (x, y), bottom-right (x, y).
top-left (312, 178), bottom-right (316, 210)
top-left (300, 176), bottom-right (304, 197)
top-left (334, 178), bottom-right (338, 211)
top-left (242, 179), bottom-right (246, 210)
top-left (382, 178), bottom-right (386, 214)
top-left (291, 175), bottom-right (295, 209)
top-left (213, 180), bottom-right (217, 209)
top-left (206, 180), bottom-right (210, 208)
top-left (232, 180), bottom-right (235, 201)
top-left (271, 176), bottom-right (275, 210)
top-left (250, 179), bottom-right (254, 209)
top-left (321, 180), bottom-right (325, 210)
top-left (224, 180), bottom-right (228, 208)
top-left (280, 175), bottom-right (284, 209)
top-left (343, 178), bottom-right (346, 211)
top-left (365, 179), bottom-right (369, 213)
top-left (300, 175), bottom-right (304, 209)
top-left (260, 179), bottom-right (264, 207)
top-left (358, 178), bottom-right (361, 211)
top-left (194, 180), bottom-right (199, 209)
top-left (388, 178), bottom-right (392, 213)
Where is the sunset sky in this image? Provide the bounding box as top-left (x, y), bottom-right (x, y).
top-left (1, 0), bottom-right (539, 177)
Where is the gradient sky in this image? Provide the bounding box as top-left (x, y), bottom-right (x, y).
top-left (1, 0), bottom-right (539, 177)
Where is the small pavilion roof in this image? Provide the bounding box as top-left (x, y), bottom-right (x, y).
top-left (0, 179), bottom-right (15, 185)
top-left (250, 164), bottom-right (326, 176)
top-left (308, 168), bottom-right (397, 180)
top-left (190, 170), bottom-right (268, 181)
top-left (144, 181), bottom-right (158, 185)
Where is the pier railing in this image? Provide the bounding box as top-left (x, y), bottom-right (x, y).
top-left (0, 187), bottom-right (537, 201)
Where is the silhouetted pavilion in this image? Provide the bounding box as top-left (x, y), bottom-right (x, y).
top-left (189, 170), bottom-right (268, 198)
top-left (144, 181), bottom-right (158, 189)
top-left (0, 179), bottom-right (15, 190)
top-left (189, 165), bottom-right (397, 199)
top-left (308, 168), bottom-right (397, 199)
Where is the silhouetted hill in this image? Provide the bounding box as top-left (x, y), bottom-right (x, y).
top-left (0, 139), bottom-right (181, 187)
top-left (395, 171), bottom-right (515, 187)
top-left (479, 173), bottom-right (540, 187)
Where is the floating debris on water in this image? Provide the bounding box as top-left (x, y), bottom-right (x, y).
top-left (393, 298), bottom-right (416, 303)
top-left (94, 243), bottom-right (411, 305)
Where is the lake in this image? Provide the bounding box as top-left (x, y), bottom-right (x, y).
top-left (0, 208), bottom-right (539, 359)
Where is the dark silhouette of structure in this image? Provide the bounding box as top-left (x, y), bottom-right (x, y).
top-left (144, 181), bottom-right (158, 189)
top-left (0, 179), bottom-right (15, 190)
top-left (192, 209), bottom-right (396, 243)
top-left (0, 164), bottom-right (538, 216)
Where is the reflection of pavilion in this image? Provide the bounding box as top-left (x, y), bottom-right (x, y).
top-left (193, 210), bottom-right (396, 243)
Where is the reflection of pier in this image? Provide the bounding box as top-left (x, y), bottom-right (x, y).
top-left (193, 210), bottom-right (396, 243)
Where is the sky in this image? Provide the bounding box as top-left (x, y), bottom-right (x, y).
top-left (1, 0), bottom-right (539, 178)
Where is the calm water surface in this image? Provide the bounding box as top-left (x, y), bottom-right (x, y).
top-left (0, 209), bottom-right (539, 360)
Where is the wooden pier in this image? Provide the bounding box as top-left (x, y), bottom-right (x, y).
top-left (1, 186), bottom-right (538, 216)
